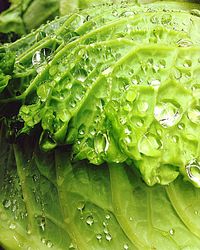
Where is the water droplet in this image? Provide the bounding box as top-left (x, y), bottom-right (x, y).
top-left (126, 89), bottom-right (137, 102)
top-left (154, 102), bottom-right (182, 128)
top-left (150, 15), bottom-right (159, 24)
top-left (172, 135), bottom-right (179, 143)
top-left (124, 127), bottom-right (132, 135)
top-left (105, 214), bottom-right (111, 220)
top-left (104, 227), bottom-right (109, 234)
top-left (37, 216), bottom-right (46, 231)
top-left (32, 49), bottom-right (50, 73)
top-left (192, 84), bottom-right (200, 99)
top-left (106, 233), bottom-right (112, 241)
top-left (94, 133), bottom-right (109, 154)
top-left (159, 59), bottom-right (166, 68)
top-left (178, 123), bottom-right (185, 130)
top-left (77, 201), bottom-right (85, 213)
top-left (103, 221), bottom-right (108, 227)
top-left (9, 223), bottom-right (16, 230)
top-left (183, 59), bottom-right (192, 68)
top-left (187, 106), bottom-right (200, 124)
top-left (177, 39), bottom-right (193, 47)
top-left (123, 103), bottom-right (132, 112)
top-left (123, 136), bottom-right (132, 145)
top-left (136, 119), bottom-right (144, 127)
top-left (194, 210), bottom-right (199, 215)
top-left (3, 199), bottom-right (11, 208)
top-left (169, 228), bottom-right (175, 236)
top-left (173, 68), bottom-right (182, 79)
top-left (49, 65), bottom-right (58, 76)
top-left (161, 14), bottom-right (172, 24)
top-left (69, 242), bottom-right (76, 249)
top-left (86, 215), bottom-right (94, 226)
top-left (186, 159), bottom-right (200, 186)
top-left (96, 233), bottom-right (102, 241)
top-left (32, 174), bottom-right (39, 182)
top-left (149, 79), bottom-right (161, 89)
top-left (119, 116), bottom-right (127, 125)
top-left (138, 133), bottom-right (162, 156)
top-left (129, 217), bottom-right (133, 221)
top-left (47, 240), bottom-right (53, 248)
top-left (124, 244), bottom-right (129, 250)
top-left (138, 102), bottom-right (149, 113)
top-left (131, 75), bottom-right (140, 85)
top-left (190, 9), bottom-right (200, 17)
top-left (78, 125), bottom-right (85, 136)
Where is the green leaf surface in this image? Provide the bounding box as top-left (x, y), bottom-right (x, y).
top-left (1, 128), bottom-right (200, 249)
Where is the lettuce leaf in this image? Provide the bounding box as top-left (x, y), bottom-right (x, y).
top-left (1, 1), bottom-right (200, 186)
top-left (1, 125), bottom-right (200, 249)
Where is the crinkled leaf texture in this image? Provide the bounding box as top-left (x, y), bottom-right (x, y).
top-left (1, 1), bottom-right (200, 187)
top-left (1, 127), bottom-right (200, 250)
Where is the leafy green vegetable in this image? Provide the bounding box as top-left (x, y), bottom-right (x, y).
top-left (1, 1), bottom-right (200, 187)
top-left (0, 0), bottom-right (60, 36)
top-left (1, 124), bottom-right (200, 250)
top-left (1, 2), bottom-right (200, 249)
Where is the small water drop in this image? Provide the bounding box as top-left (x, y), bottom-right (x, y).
top-left (126, 89), bottom-right (137, 102)
top-left (178, 123), bottom-right (185, 130)
top-left (47, 240), bottom-right (53, 248)
top-left (32, 49), bottom-right (50, 73)
top-left (138, 102), bottom-right (149, 113)
top-left (169, 228), bottom-right (175, 236)
top-left (124, 244), bottom-right (129, 250)
top-left (9, 223), bottom-right (16, 230)
top-left (186, 159), bottom-right (200, 186)
top-left (69, 243), bottom-right (75, 249)
top-left (124, 127), bottom-right (132, 135)
top-left (77, 201), bottom-right (85, 213)
top-left (183, 59), bottom-right (192, 68)
top-left (190, 9), bottom-right (200, 17)
top-left (96, 233), bottom-right (102, 241)
top-left (105, 214), bottom-right (111, 220)
top-left (161, 14), bottom-right (172, 24)
top-left (78, 125), bottom-right (85, 136)
top-left (136, 119), bottom-right (144, 127)
top-left (3, 199), bottom-right (11, 209)
top-left (94, 133), bottom-right (109, 154)
top-left (177, 39), bottom-right (193, 47)
top-left (154, 102), bottom-right (182, 128)
top-left (187, 106), bottom-right (200, 124)
top-left (149, 79), bottom-right (161, 89)
top-left (173, 68), bottom-right (182, 79)
top-left (104, 228), bottom-right (109, 234)
top-left (86, 215), bottom-right (94, 226)
top-left (106, 233), bottom-right (112, 241)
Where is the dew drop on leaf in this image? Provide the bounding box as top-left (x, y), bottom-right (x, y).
top-left (169, 228), bottom-right (175, 236)
top-left (137, 101), bottom-right (149, 113)
top-left (3, 199), bottom-right (11, 208)
top-left (124, 244), bottom-right (129, 250)
top-left (94, 133), bottom-right (109, 154)
top-left (105, 233), bottom-right (112, 241)
top-left (186, 159), bottom-right (200, 186)
top-left (9, 223), bottom-right (16, 230)
top-left (154, 101), bottom-right (182, 128)
top-left (96, 233), bottom-right (102, 241)
top-left (187, 106), bottom-right (200, 124)
top-left (105, 214), bottom-right (111, 220)
top-left (86, 215), bottom-right (94, 226)
top-left (77, 201), bottom-right (85, 213)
